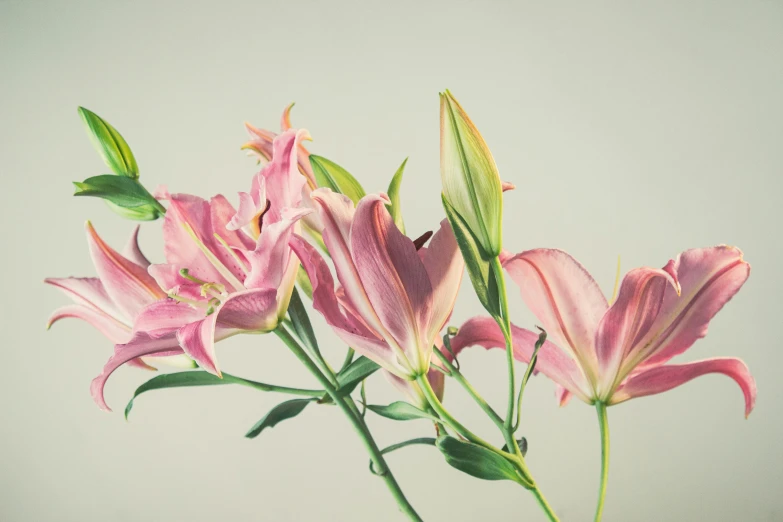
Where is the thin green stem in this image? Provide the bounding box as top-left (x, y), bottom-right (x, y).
top-left (513, 329), bottom-right (545, 432)
top-left (594, 402), bottom-right (610, 522)
top-left (416, 374), bottom-right (510, 459)
top-left (491, 256), bottom-right (516, 432)
top-left (275, 326), bottom-right (423, 522)
top-left (432, 349), bottom-right (505, 431)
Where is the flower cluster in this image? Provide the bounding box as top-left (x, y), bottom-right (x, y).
top-left (47, 95), bottom-right (756, 521)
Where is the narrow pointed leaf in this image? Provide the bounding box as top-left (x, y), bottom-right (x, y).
top-left (386, 158), bottom-right (407, 233)
top-left (287, 288), bottom-right (321, 359)
top-left (78, 107), bottom-right (139, 179)
top-left (436, 436), bottom-right (530, 486)
top-left (124, 370), bottom-right (322, 420)
top-left (367, 401), bottom-right (441, 422)
top-left (245, 398), bottom-right (315, 439)
top-left (442, 195), bottom-right (501, 319)
top-left (336, 356), bottom-right (380, 393)
top-left (310, 155), bottom-right (366, 204)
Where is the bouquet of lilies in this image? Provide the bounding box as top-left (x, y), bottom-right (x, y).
top-left (46, 92), bottom-right (756, 521)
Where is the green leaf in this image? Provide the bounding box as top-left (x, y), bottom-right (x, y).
top-left (287, 288), bottom-right (321, 360)
top-left (245, 398), bottom-right (315, 439)
top-left (124, 370), bottom-right (322, 420)
top-left (367, 401), bottom-right (441, 422)
top-left (74, 174), bottom-right (161, 212)
top-left (78, 107), bottom-right (139, 179)
top-left (386, 158), bottom-right (407, 233)
top-left (310, 155), bottom-right (366, 204)
top-left (336, 356), bottom-right (380, 394)
top-left (296, 265), bottom-right (314, 300)
top-left (442, 195), bottom-right (501, 319)
top-left (436, 436), bottom-right (530, 486)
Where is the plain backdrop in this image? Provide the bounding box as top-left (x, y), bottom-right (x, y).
top-left (2, 1), bottom-right (781, 521)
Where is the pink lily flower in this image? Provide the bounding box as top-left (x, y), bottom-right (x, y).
top-left (243, 103), bottom-right (317, 191)
top-left (45, 223), bottom-right (194, 370)
top-left (450, 246), bottom-right (756, 416)
top-left (290, 188), bottom-right (464, 404)
top-left (90, 129), bottom-right (312, 410)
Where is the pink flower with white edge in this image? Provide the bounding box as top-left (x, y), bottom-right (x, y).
top-left (449, 246), bottom-right (756, 417)
top-left (290, 188), bottom-right (464, 405)
top-left (45, 223), bottom-right (194, 370)
top-left (90, 129), bottom-right (312, 411)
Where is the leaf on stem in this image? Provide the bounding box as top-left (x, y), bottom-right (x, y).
top-left (436, 436), bottom-right (531, 486)
top-left (386, 158), bottom-right (407, 233)
top-left (366, 401), bottom-right (441, 422)
top-left (245, 398), bottom-right (316, 439)
top-left (78, 107), bottom-right (139, 179)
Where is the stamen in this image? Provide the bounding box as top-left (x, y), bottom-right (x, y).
top-left (609, 255), bottom-right (622, 305)
top-left (213, 233), bottom-right (250, 274)
top-left (182, 222), bottom-right (246, 291)
top-left (413, 230), bottom-right (433, 251)
top-left (168, 292), bottom-right (208, 309)
top-left (200, 282), bottom-right (226, 300)
top-left (179, 268), bottom-right (209, 286)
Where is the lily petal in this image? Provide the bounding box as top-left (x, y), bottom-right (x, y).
top-left (44, 277), bottom-right (121, 319)
top-left (121, 225), bottom-right (151, 268)
top-left (610, 357), bottom-right (756, 418)
top-left (212, 194), bottom-right (256, 251)
top-left (262, 129), bottom-right (310, 224)
top-left (419, 220), bottom-right (464, 344)
top-left (47, 304), bottom-right (131, 344)
top-left (289, 234), bottom-right (405, 376)
top-left (86, 222), bottom-right (166, 319)
top-left (352, 194), bottom-right (434, 371)
top-left (502, 248), bottom-right (608, 379)
top-left (449, 316), bottom-right (593, 403)
top-left (595, 263), bottom-right (679, 397)
top-left (90, 330), bottom-right (185, 411)
top-left (244, 207), bottom-right (312, 289)
top-left (635, 246), bottom-right (751, 369)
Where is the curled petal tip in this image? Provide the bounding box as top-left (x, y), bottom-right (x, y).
top-left (501, 181), bottom-right (516, 192)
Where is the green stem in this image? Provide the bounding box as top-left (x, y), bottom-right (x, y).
top-left (491, 256), bottom-right (516, 432)
top-left (594, 402), bottom-right (610, 522)
top-left (416, 374), bottom-right (511, 458)
top-left (432, 349), bottom-right (504, 431)
top-left (275, 326), bottom-right (423, 522)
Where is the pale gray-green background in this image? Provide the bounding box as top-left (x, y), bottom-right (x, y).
top-left (2, 1), bottom-right (781, 520)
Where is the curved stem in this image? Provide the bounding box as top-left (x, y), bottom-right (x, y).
top-left (594, 402), bottom-right (610, 522)
top-left (275, 326), bottom-right (423, 521)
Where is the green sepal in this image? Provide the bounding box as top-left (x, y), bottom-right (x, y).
top-left (442, 194), bottom-right (501, 320)
top-left (386, 158), bottom-right (407, 233)
top-left (310, 155), bottom-right (366, 204)
top-left (245, 398), bottom-right (316, 439)
top-left (78, 107), bottom-right (139, 179)
top-left (366, 401), bottom-right (441, 422)
top-left (436, 436), bottom-right (530, 486)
